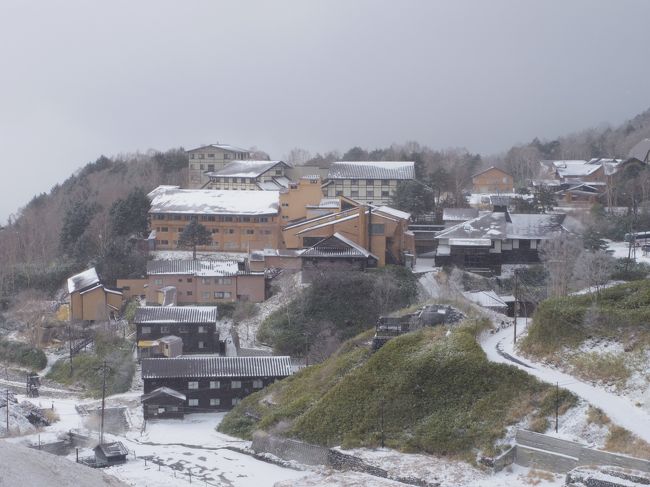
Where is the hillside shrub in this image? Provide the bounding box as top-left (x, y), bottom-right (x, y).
top-left (0, 338), bottom-right (47, 370)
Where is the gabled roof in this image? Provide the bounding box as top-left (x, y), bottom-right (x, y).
top-left (206, 160), bottom-right (288, 179)
top-left (134, 306), bottom-right (218, 324)
top-left (67, 268), bottom-right (100, 294)
top-left (442, 208), bottom-right (479, 221)
top-left (147, 260), bottom-right (242, 277)
top-left (436, 211), bottom-right (566, 242)
top-left (327, 161), bottom-right (415, 180)
top-left (149, 187), bottom-right (279, 215)
top-left (301, 233), bottom-right (378, 260)
top-left (141, 386), bottom-right (186, 403)
top-left (463, 290), bottom-right (507, 308)
top-left (141, 356), bottom-right (293, 379)
top-left (471, 166), bottom-right (513, 179)
top-left (629, 138), bottom-right (650, 163)
top-left (186, 144), bottom-right (250, 153)
top-left (95, 442), bottom-right (129, 458)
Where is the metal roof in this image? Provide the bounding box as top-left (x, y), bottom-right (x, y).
top-left (301, 233), bottom-right (378, 260)
top-left (67, 268), bottom-right (100, 294)
top-left (141, 356), bottom-right (293, 379)
top-left (629, 138), bottom-right (650, 163)
top-left (327, 161), bottom-right (415, 180)
top-left (95, 442), bottom-right (129, 457)
top-left (147, 260), bottom-right (242, 276)
top-left (207, 160), bottom-right (287, 179)
top-left (134, 306), bottom-right (218, 324)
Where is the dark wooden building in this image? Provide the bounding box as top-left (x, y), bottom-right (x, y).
top-left (141, 356), bottom-right (293, 412)
top-left (435, 211), bottom-right (566, 276)
top-left (141, 386), bottom-right (186, 419)
top-left (135, 306), bottom-right (219, 357)
top-left (93, 442), bottom-right (128, 466)
top-left (300, 233), bottom-right (378, 283)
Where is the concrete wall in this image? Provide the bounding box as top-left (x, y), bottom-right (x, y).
top-left (251, 431), bottom-right (329, 466)
top-left (514, 430), bottom-right (650, 474)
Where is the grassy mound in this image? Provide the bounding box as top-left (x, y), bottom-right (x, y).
top-left (520, 280), bottom-right (650, 357)
top-left (47, 333), bottom-right (134, 397)
top-left (0, 338), bottom-right (47, 370)
top-left (220, 320), bottom-right (575, 456)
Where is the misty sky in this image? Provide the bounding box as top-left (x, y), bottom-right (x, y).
top-left (1, 0), bottom-right (650, 222)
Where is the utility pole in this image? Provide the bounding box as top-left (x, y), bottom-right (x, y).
top-left (513, 270), bottom-right (518, 344)
top-left (100, 360), bottom-right (107, 444)
top-left (380, 399), bottom-right (385, 448)
top-left (555, 382), bottom-right (559, 433)
top-left (5, 389), bottom-right (9, 433)
top-left (68, 325), bottom-right (74, 377)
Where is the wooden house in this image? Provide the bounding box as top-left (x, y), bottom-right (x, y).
top-left (472, 167), bottom-right (514, 194)
top-left (435, 210), bottom-right (566, 275)
top-left (141, 356), bottom-right (293, 412)
top-left (67, 268), bottom-right (123, 322)
top-left (300, 233), bottom-right (379, 283)
top-left (141, 387), bottom-right (186, 419)
top-left (135, 306), bottom-right (219, 357)
top-left (93, 442), bottom-right (128, 466)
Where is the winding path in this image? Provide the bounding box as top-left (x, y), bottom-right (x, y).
top-left (480, 320), bottom-right (650, 444)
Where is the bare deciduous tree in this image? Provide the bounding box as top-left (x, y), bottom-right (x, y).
top-left (539, 234), bottom-right (583, 297)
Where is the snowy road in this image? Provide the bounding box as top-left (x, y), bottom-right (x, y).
top-left (481, 321), bottom-right (650, 443)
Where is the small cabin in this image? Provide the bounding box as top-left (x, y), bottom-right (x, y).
top-left (141, 387), bottom-right (186, 419)
top-left (93, 442), bottom-right (128, 466)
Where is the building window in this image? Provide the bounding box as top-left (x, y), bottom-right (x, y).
top-left (370, 223), bottom-right (385, 235)
top-left (244, 229), bottom-right (255, 235)
top-left (188, 381), bottom-right (198, 389)
top-left (223, 278), bottom-right (232, 285)
top-left (198, 341), bottom-right (205, 349)
top-left (198, 326), bottom-right (206, 333)
top-left (160, 326), bottom-right (170, 334)
top-left (231, 380), bottom-right (242, 389)
top-left (211, 229), bottom-right (219, 234)
top-left (202, 277), bottom-right (210, 284)
top-left (253, 380), bottom-right (263, 389)
top-left (207, 153), bottom-right (215, 158)
top-left (223, 292), bottom-right (231, 299)
top-left (210, 398), bottom-right (220, 406)
top-left (232, 398), bottom-right (241, 405)
top-left (198, 154), bottom-right (205, 159)
top-left (202, 291), bottom-right (210, 299)
top-left (190, 154), bottom-right (195, 159)
top-left (187, 278), bottom-right (192, 283)
top-left (366, 179), bottom-right (374, 185)
top-left (336, 190), bottom-right (343, 196)
top-left (351, 190), bottom-right (359, 197)
top-left (187, 291), bottom-right (193, 296)
top-left (210, 381), bottom-right (220, 389)
top-left (381, 190), bottom-right (390, 197)
top-left (214, 292), bottom-right (224, 299)
top-left (161, 227), bottom-right (168, 232)
top-left (188, 399), bottom-right (199, 406)
top-left (154, 279), bottom-right (163, 286)
top-left (367, 190), bottom-right (375, 198)
top-left (141, 326), bottom-right (151, 335)
top-left (179, 326), bottom-right (188, 333)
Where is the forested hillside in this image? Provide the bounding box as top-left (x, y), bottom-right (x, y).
top-left (0, 149), bottom-right (187, 299)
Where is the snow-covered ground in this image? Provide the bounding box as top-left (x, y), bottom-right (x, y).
top-left (481, 319), bottom-right (650, 444)
top-left (606, 239), bottom-right (650, 264)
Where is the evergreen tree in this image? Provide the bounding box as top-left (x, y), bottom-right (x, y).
top-left (109, 188), bottom-right (151, 237)
top-left (177, 219), bottom-right (212, 259)
top-left (390, 181), bottom-right (434, 218)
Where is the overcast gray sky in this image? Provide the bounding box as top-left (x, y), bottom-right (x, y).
top-left (1, 0), bottom-right (649, 221)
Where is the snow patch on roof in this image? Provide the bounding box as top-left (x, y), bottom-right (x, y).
top-left (149, 187), bottom-right (279, 215)
top-left (67, 268), bottom-right (100, 294)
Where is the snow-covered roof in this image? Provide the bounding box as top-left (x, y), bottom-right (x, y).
top-left (463, 290), bottom-right (507, 309)
top-left (207, 160), bottom-right (287, 179)
top-left (301, 233), bottom-right (378, 260)
top-left (67, 268), bottom-right (100, 294)
top-left (327, 161), bottom-right (415, 180)
top-left (442, 208), bottom-right (479, 222)
top-left (436, 211), bottom-right (566, 242)
top-left (186, 144), bottom-right (250, 153)
top-left (506, 213), bottom-right (566, 240)
top-left (141, 356), bottom-right (293, 379)
top-left (141, 386), bottom-right (186, 402)
top-left (149, 187), bottom-right (279, 216)
top-left (374, 205), bottom-right (411, 220)
top-left (134, 306), bottom-right (218, 324)
top-left (629, 138), bottom-right (650, 163)
top-left (147, 260), bottom-right (242, 276)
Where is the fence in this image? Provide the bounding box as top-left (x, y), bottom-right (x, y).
top-left (494, 430), bottom-right (650, 474)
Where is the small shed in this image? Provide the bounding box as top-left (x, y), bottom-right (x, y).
top-left (93, 442), bottom-right (128, 466)
top-left (463, 290), bottom-right (508, 314)
top-left (158, 335), bottom-right (183, 358)
top-left (141, 387), bottom-right (186, 419)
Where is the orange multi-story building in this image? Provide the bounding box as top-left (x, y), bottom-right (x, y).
top-left (278, 176), bottom-right (325, 223)
top-left (148, 187), bottom-right (281, 252)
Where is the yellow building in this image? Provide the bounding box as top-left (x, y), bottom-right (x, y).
top-left (282, 204), bottom-right (415, 267)
top-left (67, 268), bottom-right (123, 322)
top-left (148, 186), bottom-right (281, 252)
top-left (187, 144), bottom-right (251, 189)
top-left (279, 176), bottom-right (325, 223)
